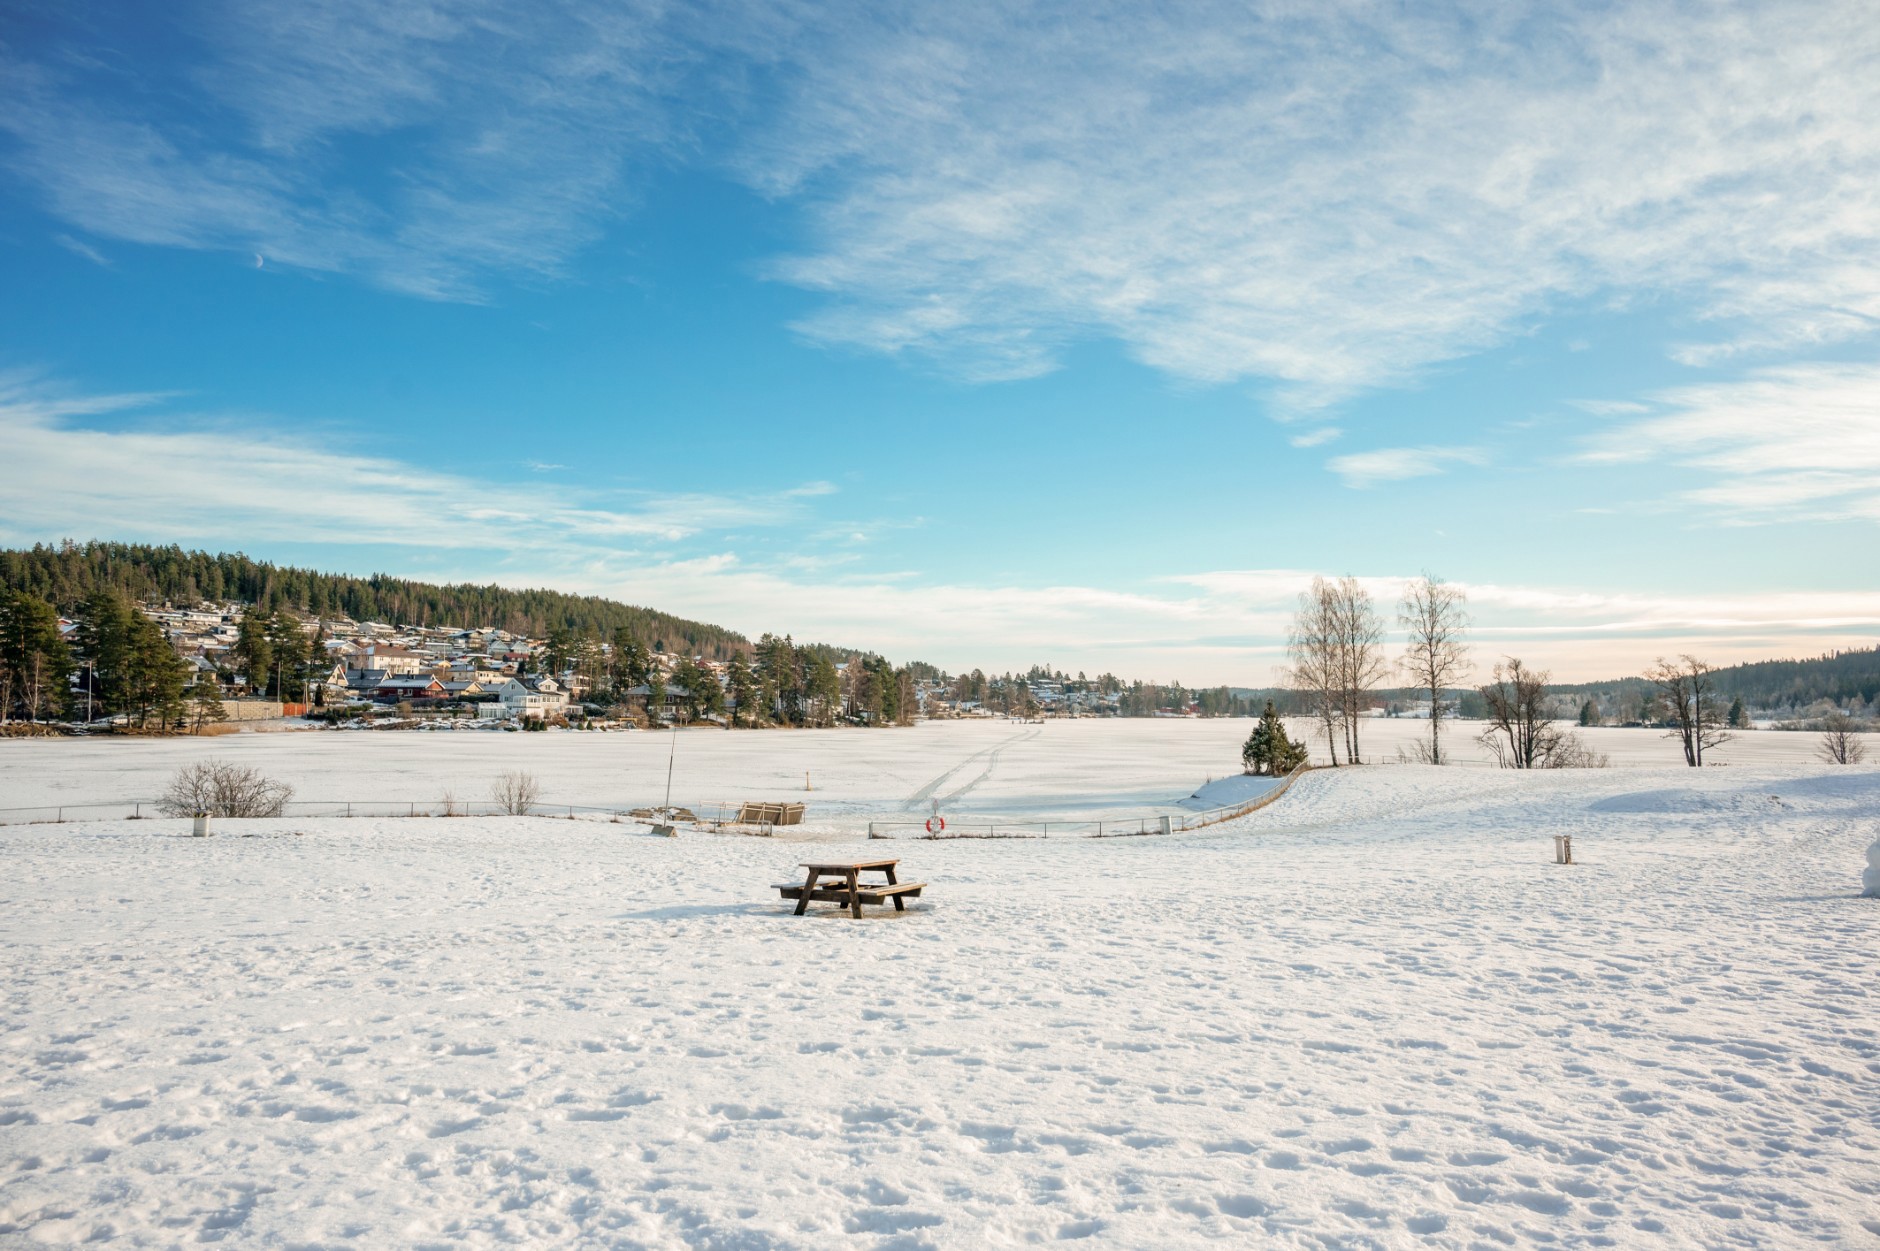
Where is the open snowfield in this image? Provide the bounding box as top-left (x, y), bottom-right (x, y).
top-left (3, 743), bottom-right (1877, 1248)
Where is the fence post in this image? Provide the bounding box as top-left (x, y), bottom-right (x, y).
top-left (346, 802), bottom-right (352, 818)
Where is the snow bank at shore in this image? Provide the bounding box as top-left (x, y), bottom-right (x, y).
top-left (3, 762), bottom-right (1876, 1246)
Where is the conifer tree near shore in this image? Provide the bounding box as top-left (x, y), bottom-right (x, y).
top-left (1242, 701), bottom-right (1308, 776)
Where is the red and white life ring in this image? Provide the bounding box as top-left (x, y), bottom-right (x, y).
top-left (925, 815), bottom-right (946, 833)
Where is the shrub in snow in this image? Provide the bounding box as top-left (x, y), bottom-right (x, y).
top-left (1817, 712), bottom-right (1868, 765)
top-left (156, 759), bottom-right (293, 818)
top-left (491, 770), bottom-right (541, 815)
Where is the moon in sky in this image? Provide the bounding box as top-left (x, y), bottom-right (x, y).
top-left (253, 253), bottom-right (264, 269)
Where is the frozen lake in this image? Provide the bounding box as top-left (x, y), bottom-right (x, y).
top-left (0, 717), bottom-right (1858, 832)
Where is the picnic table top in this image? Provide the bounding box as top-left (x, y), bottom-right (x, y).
top-left (799, 858), bottom-right (900, 872)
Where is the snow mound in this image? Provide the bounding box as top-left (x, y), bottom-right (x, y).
top-left (1865, 837), bottom-right (1880, 897)
top-left (1177, 773), bottom-right (1285, 811)
top-left (1589, 788), bottom-right (1792, 815)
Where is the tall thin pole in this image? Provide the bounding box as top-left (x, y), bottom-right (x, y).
top-left (662, 723), bottom-right (677, 815)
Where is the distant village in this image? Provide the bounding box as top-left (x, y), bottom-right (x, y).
top-left (130, 601), bottom-right (1147, 728)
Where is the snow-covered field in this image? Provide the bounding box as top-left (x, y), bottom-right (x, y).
top-left (3, 748), bottom-right (1877, 1247)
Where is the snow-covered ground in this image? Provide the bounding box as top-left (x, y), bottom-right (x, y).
top-left (3, 758), bottom-right (1876, 1247)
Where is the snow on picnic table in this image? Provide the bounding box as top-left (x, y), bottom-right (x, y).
top-left (2, 763), bottom-right (1877, 1248)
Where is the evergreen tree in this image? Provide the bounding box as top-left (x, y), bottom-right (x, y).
top-left (672, 657), bottom-right (722, 720)
top-left (1578, 698), bottom-right (1600, 727)
top-left (806, 653), bottom-right (842, 726)
top-left (75, 590), bottom-right (137, 718)
top-left (232, 612), bottom-right (273, 695)
top-left (0, 590), bottom-right (72, 722)
top-left (1241, 701), bottom-right (1308, 776)
top-left (612, 630), bottom-right (651, 689)
top-left (189, 679), bottom-right (229, 734)
top-left (1727, 695), bottom-right (1750, 729)
top-left (725, 653), bottom-right (758, 726)
top-left (756, 634), bottom-right (803, 723)
top-left (264, 610), bottom-right (307, 699)
top-left (124, 613), bottom-right (188, 730)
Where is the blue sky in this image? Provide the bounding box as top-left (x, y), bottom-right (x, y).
top-left (3, 0), bottom-right (1878, 683)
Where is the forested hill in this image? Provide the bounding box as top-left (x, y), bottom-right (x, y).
top-left (0, 541), bottom-right (752, 659)
top-left (1534, 647), bottom-right (1880, 717)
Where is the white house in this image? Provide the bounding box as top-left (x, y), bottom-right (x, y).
top-left (351, 643), bottom-right (425, 675)
top-left (481, 676), bottom-right (571, 720)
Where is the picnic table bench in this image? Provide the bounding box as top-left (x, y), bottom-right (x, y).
top-left (776, 858), bottom-right (925, 918)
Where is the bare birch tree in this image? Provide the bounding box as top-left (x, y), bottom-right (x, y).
top-left (1478, 658), bottom-right (1555, 768)
top-left (1398, 575), bottom-right (1470, 764)
top-left (1285, 578), bottom-right (1345, 766)
top-left (1331, 576), bottom-right (1387, 764)
top-left (1644, 655), bottom-right (1731, 766)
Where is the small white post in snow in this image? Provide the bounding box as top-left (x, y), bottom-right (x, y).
top-left (1863, 837), bottom-right (1880, 898)
top-left (192, 812), bottom-right (211, 838)
top-left (1553, 834), bottom-right (1573, 865)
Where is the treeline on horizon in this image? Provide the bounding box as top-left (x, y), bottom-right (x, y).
top-left (950, 664), bottom-right (1261, 718)
top-left (1, 540), bottom-right (753, 660)
top-left (1547, 650), bottom-right (1880, 718)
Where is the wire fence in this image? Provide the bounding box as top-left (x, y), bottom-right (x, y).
top-left (0, 797), bottom-right (781, 828)
top-left (0, 768), bottom-right (1312, 837)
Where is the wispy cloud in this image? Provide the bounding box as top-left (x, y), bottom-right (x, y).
top-left (1578, 362), bottom-right (1880, 522)
top-left (745, 2), bottom-right (1880, 398)
top-left (1288, 427), bottom-right (1342, 449)
top-left (10, 4), bottom-right (1880, 398)
top-left (1326, 446), bottom-right (1485, 489)
top-left (3, 377), bottom-right (1871, 681)
top-left (52, 233), bottom-right (111, 267)
top-left (0, 376), bottom-right (825, 550)
top-left (0, 2), bottom-right (693, 300)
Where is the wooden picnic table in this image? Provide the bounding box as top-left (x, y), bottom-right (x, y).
top-left (776, 857), bottom-right (925, 918)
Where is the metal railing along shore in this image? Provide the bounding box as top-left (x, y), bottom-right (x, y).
top-left (0, 798), bottom-right (781, 827)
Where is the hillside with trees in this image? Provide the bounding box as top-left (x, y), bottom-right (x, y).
top-left (0, 541), bottom-right (754, 658)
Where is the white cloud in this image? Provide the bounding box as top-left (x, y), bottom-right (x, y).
top-left (5, 378), bottom-right (1872, 682)
top-left (10, 4), bottom-right (1880, 396)
top-left (1578, 362), bottom-right (1880, 522)
top-left (0, 377), bottom-right (825, 550)
top-left (1288, 427), bottom-right (1342, 449)
top-left (1325, 446), bottom-right (1485, 489)
top-left (745, 1), bottom-right (1880, 397)
top-left (0, 2), bottom-right (690, 300)
top-left (52, 233), bottom-right (111, 267)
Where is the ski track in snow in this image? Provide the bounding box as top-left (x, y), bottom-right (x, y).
top-left (1, 758), bottom-right (1878, 1247)
top-left (902, 730), bottom-right (1038, 814)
